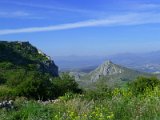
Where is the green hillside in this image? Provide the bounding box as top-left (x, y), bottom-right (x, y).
top-left (0, 41), bottom-right (80, 100)
top-left (0, 41), bottom-right (58, 76)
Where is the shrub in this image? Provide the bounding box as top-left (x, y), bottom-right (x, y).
top-left (84, 84), bottom-right (112, 100)
top-left (0, 85), bottom-right (16, 100)
top-left (51, 73), bottom-right (82, 98)
top-left (15, 72), bottom-right (53, 100)
top-left (129, 76), bottom-right (160, 95)
top-left (11, 72), bottom-right (82, 100)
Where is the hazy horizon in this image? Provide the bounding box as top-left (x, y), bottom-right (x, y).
top-left (0, 0), bottom-right (160, 56)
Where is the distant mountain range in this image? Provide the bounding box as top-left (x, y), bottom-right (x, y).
top-left (54, 51), bottom-right (160, 73)
top-left (54, 55), bottom-right (104, 72)
top-left (107, 51), bottom-right (160, 73)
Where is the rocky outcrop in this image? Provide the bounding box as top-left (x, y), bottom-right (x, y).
top-left (18, 41), bottom-right (59, 76)
top-left (89, 60), bottom-right (124, 82)
top-left (41, 57), bottom-right (59, 76)
top-left (0, 41), bottom-right (59, 77)
top-left (0, 100), bottom-right (14, 110)
top-left (69, 72), bottom-right (87, 81)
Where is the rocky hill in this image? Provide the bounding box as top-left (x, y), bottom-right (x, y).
top-left (89, 60), bottom-right (125, 82)
top-left (0, 41), bottom-right (83, 100)
top-left (71, 60), bottom-right (151, 88)
top-left (0, 41), bottom-right (58, 77)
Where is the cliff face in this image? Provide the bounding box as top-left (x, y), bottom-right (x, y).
top-left (0, 41), bottom-right (58, 77)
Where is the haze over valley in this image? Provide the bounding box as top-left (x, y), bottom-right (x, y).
top-left (54, 50), bottom-right (160, 73)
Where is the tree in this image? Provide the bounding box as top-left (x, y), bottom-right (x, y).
top-left (51, 73), bottom-right (82, 97)
top-left (16, 72), bottom-right (53, 100)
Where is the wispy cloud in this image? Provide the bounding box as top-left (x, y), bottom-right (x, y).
top-left (1, 1), bottom-right (100, 15)
top-left (0, 11), bottom-right (44, 19)
top-left (137, 3), bottom-right (160, 10)
top-left (140, 4), bottom-right (160, 9)
top-left (0, 12), bottom-right (160, 35)
top-left (0, 11), bottom-right (30, 18)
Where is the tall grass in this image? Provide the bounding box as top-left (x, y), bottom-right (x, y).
top-left (1, 86), bottom-right (160, 120)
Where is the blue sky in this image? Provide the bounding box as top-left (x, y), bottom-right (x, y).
top-left (0, 0), bottom-right (160, 57)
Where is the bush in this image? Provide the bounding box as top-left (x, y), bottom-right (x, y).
top-left (51, 73), bottom-right (82, 98)
top-left (0, 85), bottom-right (16, 100)
top-left (15, 72), bottom-right (54, 100)
top-left (129, 76), bottom-right (160, 95)
top-left (84, 84), bottom-right (112, 100)
top-left (9, 72), bottom-right (82, 100)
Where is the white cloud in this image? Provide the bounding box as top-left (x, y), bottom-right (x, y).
top-left (0, 11), bottom-right (45, 19)
top-left (137, 3), bottom-right (160, 10)
top-left (11, 11), bottom-right (30, 16)
top-left (0, 12), bottom-right (160, 35)
top-left (0, 11), bottom-right (30, 18)
top-left (1, 1), bottom-right (99, 15)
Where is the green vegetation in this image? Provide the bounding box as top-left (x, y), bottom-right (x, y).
top-left (129, 76), bottom-right (160, 95)
top-left (0, 41), bottom-right (58, 77)
top-left (1, 41), bottom-right (160, 119)
top-left (0, 72), bottom-right (81, 100)
top-left (1, 77), bottom-right (160, 120)
top-left (0, 41), bottom-right (80, 100)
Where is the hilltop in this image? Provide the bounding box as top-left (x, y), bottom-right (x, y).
top-left (0, 41), bottom-right (58, 77)
top-left (70, 60), bottom-right (151, 88)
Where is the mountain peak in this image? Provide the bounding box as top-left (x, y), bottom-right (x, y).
top-left (88, 60), bottom-right (124, 82)
top-left (92, 60), bottom-right (123, 75)
top-left (103, 60), bottom-right (113, 65)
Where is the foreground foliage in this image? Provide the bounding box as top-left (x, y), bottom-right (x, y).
top-left (1, 77), bottom-right (160, 120)
top-left (0, 73), bottom-right (81, 100)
